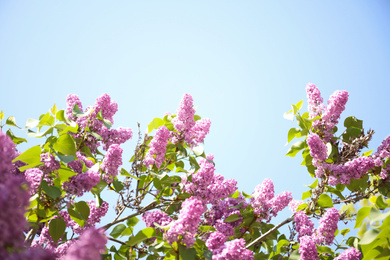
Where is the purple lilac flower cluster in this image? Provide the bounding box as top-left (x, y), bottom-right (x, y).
top-left (142, 210), bottom-right (173, 229)
top-left (306, 83), bottom-right (324, 118)
top-left (60, 227), bottom-right (107, 260)
top-left (182, 154), bottom-right (237, 205)
top-left (306, 84), bottom-right (349, 143)
top-left (100, 144), bottom-right (123, 183)
top-left (295, 208), bottom-right (340, 258)
top-left (334, 247), bottom-right (362, 260)
top-left (40, 153), bottom-right (60, 174)
top-left (250, 178), bottom-right (292, 222)
top-left (307, 133), bottom-right (328, 163)
top-left (299, 235), bottom-right (318, 260)
top-left (171, 94), bottom-right (211, 146)
top-left (204, 194), bottom-right (247, 238)
top-left (166, 197), bottom-right (204, 247)
top-left (211, 239), bottom-right (254, 260)
top-left (373, 135), bottom-right (390, 180)
top-left (144, 126), bottom-right (170, 168)
top-left (67, 152), bottom-right (95, 174)
top-left (62, 169), bottom-right (100, 196)
top-left (0, 132), bottom-right (54, 259)
top-left (65, 93), bottom-right (132, 152)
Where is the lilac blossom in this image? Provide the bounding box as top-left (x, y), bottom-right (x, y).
top-left (144, 126), bottom-right (170, 168)
top-left (206, 231), bottom-right (226, 250)
top-left (375, 135), bottom-right (390, 159)
top-left (306, 83), bottom-right (324, 118)
top-left (65, 94), bottom-right (83, 120)
top-left (40, 153), bottom-right (60, 174)
top-left (269, 191), bottom-right (293, 218)
top-left (61, 227), bottom-right (107, 260)
top-left (171, 94), bottom-right (211, 146)
top-left (289, 199), bottom-right (304, 212)
top-left (294, 211), bottom-right (314, 240)
top-left (211, 239), bottom-right (254, 260)
top-left (166, 197), bottom-right (204, 247)
top-left (102, 127), bottom-right (133, 151)
top-left (314, 207), bottom-right (339, 245)
top-left (182, 154), bottom-right (237, 204)
top-left (299, 235), bottom-right (318, 260)
top-left (0, 131), bottom-right (16, 179)
top-left (250, 178), bottom-right (274, 221)
top-left (8, 246), bottom-right (56, 260)
top-left (25, 168), bottom-right (44, 193)
top-left (334, 247), bottom-right (362, 260)
top-left (142, 210), bottom-right (173, 229)
top-left (67, 152), bottom-right (95, 174)
top-left (62, 169), bottom-right (100, 196)
top-left (101, 144), bottom-right (123, 183)
top-left (306, 133), bottom-right (328, 162)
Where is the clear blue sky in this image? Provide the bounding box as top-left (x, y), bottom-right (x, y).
top-left (1, 0), bottom-right (390, 235)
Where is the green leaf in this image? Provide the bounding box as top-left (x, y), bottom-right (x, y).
top-left (6, 116), bottom-right (20, 128)
top-left (58, 168), bottom-right (77, 183)
top-left (0, 110), bottom-right (3, 120)
top-left (51, 103), bottom-right (57, 115)
top-left (286, 141), bottom-right (305, 157)
top-left (25, 118), bottom-right (39, 129)
top-left (359, 229), bottom-right (380, 245)
top-left (53, 134), bottom-right (76, 155)
top-left (288, 249), bottom-right (300, 260)
top-left (57, 154), bottom-right (75, 164)
top-left (375, 195), bottom-right (389, 209)
top-left (120, 168), bottom-right (140, 180)
top-left (301, 190), bottom-right (312, 200)
top-left (178, 244), bottom-right (196, 260)
top-left (224, 214), bottom-right (240, 223)
top-left (355, 207), bottom-right (370, 229)
top-left (13, 145), bottom-right (41, 164)
top-left (127, 217), bottom-right (140, 227)
top-left (75, 201), bottom-right (90, 221)
top-left (283, 110), bottom-right (294, 121)
top-left (287, 128), bottom-right (301, 144)
top-left (41, 180), bottom-right (61, 199)
top-left (317, 194), bottom-right (333, 208)
top-left (110, 224), bottom-right (127, 238)
top-left (72, 104), bottom-right (90, 118)
top-left (113, 179), bottom-right (124, 192)
top-left (192, 145), bottom-right (204, 156)
top-left (49, 218), bottom-right (66, 242)
top-left (127, 227), bottom-right (156, 246)
top-left (147, 118), bottom-right (164, 133)
top-left (344, 116), bottom-right (363, 129)
top-left (68, 208), bottom-right (85, 227)
top-left (189, 156), bottom-right (200, 171)
top-left (343, 127), bottom-right (362, 143)
top-left (341, 228), bottom-right (350, 236)
top-left (6, 129), bottom-right (27, 144)
top-left (296, 100), bottom-right (303, 110)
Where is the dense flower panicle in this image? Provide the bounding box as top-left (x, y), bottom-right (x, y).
top-left (0, 131), bottom-right (16, 179)
top-left (206, 231), bottom-right (227, 250)
top-left (62, 170), bottom-right (100, 196)
top-left (314, 207), bottom-right (339, 245)
top-left (183, 155), bottom-right (237, 204)
top-left (306, 83), bottom-right (324, 118)
top-left (188, 118), bottom-right (211, 145)
top-left (269, 191), bottom-right (293, 218)
top-left (8, 246), bottom-right (56, 260)
top-left (322, 90), bottom-right (349, 126)
top-left (68, 152), bottom-right (95, 174)
top-left (211, 239), bottom-right (254, 260)
top-left (25, 168), bottom-right (44, 193)
top-left (144, 126), bottom-right (170, 168)
top-left (294, 211), bottom-right (314, 239)
top-left (65, 94), bottom-right (83, 120)
top-left (91, 93), bottom-right (118, 123)
top-left (250, 178), bottom-right (274, 221)
top-left (166, 197), bottom-right (204, 247)
top-left (40, 153), bottom-right (60, 174)
top-left (102, 127), bottom-right (133, 151)
top-left (61, 228), bottom-right (107, 260)
top-left (307, 133), bottom-right (328, 162)
top-left (0, 176), bottom-right (30, 258)
top-left (142, 210), bottom-right (173, 228)
top-left (172, 93), bottom-right (196, 133)
top-left (334, 247), bottom-right (362, 260)
top-left (375, 135), bottom-right (390, 159)
top-left (214, 219), bottom-right (235, 237)
top-left (299, 235), bottom-right (319, 260)
top-left (101, 144), bottom-right (123, 183)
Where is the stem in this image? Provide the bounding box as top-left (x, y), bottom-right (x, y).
top-left (103, 201), bottom-right (157, 230)
top-left (246, 214), bottom-right (295, 249)
top-left (109, 237), bottom-right (128, 246)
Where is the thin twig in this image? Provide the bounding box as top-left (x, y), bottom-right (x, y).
top-left (246, 214), bottom-right (295, 249)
